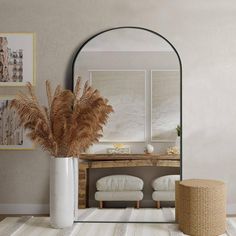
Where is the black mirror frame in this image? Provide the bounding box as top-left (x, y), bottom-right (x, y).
top-left (72, 26), bottom-right (182, 224)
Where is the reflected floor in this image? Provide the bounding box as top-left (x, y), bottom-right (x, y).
top-left (76, 208), bottom-right (175, 222)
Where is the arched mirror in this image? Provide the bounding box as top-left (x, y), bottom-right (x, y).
top-left (73, 27), bottom-right (182, 223)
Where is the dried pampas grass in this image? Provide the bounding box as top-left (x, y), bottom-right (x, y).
top-left (11, 78), bottom-right (113, 157)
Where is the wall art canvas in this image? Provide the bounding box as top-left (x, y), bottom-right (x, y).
top-left (151, 70), bottom-right (180, 141)
top-left (0, 96), bottom-right (34, 149)
top-left (90, 70), bottom-right (146, 142)
top-left (0, 33), bottom-right (35, 86)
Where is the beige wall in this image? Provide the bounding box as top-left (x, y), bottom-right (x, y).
top-left (0, 0), bottom-right (236, 213)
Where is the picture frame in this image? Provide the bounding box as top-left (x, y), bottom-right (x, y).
top-left (0, 33), bottom-right (36, 86)
top-left (0, 95), bottom-right (34, 150)
top-left (151, 69), bottom-right (180, 142)
top-left (89, 70), bottom-right (146, 142)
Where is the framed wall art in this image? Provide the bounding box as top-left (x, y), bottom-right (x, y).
top-left (0, 96), bottom-right (34, 150)
top-left (151, 70), bottom-right (180, 142)
top-left (0, 33), bottom-right (35, 86)
top-left (89, 70), bottom-right (146, 142)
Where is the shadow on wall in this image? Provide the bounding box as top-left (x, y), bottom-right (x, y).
top-left (64, 29), bottom-right (106, 90)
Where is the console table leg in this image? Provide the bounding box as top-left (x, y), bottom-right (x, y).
top-left (79, 166), bottom-right (88, 209)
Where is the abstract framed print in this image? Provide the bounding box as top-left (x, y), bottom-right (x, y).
top-left (89, 70), bottom-right (146, 142)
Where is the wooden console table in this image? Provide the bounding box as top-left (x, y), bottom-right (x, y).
top-left (78, 154), bottom-right (180, 208)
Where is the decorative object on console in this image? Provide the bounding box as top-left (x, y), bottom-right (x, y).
top-left (10, 79), bottom-right (113, 228)
top-left (95, 175), bottom-right (144, 208)
top-left (107, 143), bottom-right (130, 154)
top-left (144, 144), bottom-right (154, 154)
top-left (0, 33), bottom-right (35, 86)
top-left (152, 175), bottom-right (180, 208)
top-left (176, 179), bottom-right (226, 236)
top-left (176, 125), bottom-right (181, 137)
top-left (151, 70), bottom-right (180, 141)
top-left (166, 146), bottom-right (180, 155)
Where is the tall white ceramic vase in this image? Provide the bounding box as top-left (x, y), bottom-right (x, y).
top-left (50, 157), bottom-right (74, 228)
top-left (73, 157), bottom-right (79, 219)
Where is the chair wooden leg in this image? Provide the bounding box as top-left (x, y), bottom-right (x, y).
top-left (99, 201), bottom-right (103, 209)
top-left (156, 201), bottom-right (160, 209)
top-left (136, 201), bottom-right (140, 209)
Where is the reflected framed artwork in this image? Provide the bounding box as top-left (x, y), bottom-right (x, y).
top-left (90, 70), bottom-right (146, 142)
top-left (151, 70), bottom-right (180, 142)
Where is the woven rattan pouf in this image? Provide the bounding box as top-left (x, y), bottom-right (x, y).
top-left (176, 179), bottom-right (226, 236)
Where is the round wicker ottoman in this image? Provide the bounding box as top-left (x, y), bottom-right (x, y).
top-left (176, 179), bottom-right (226, 236)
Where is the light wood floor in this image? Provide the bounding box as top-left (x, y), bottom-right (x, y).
top-left (0, 209), bottom-right (235, 236)
top-left (76, 208), bottom-right (175, 222)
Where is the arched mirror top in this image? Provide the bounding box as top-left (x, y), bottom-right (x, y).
top-left (73, 27), bottom-right (182, 87)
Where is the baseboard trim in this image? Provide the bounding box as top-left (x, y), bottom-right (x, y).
top-left (0, 204), bottom-right (49, 214)
top-left (227, 204), bottom-right (236, 215)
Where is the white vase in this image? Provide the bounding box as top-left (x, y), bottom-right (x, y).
top-left (50, 157), bottom-right (74, 228)
top-left (146, 144), bottom-right (154, 154)
top-left (73, 157), bottom-right (79, 219)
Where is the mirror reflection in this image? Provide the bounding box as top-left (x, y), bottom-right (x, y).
top-left (73, 27), bottom-right (181, 222)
